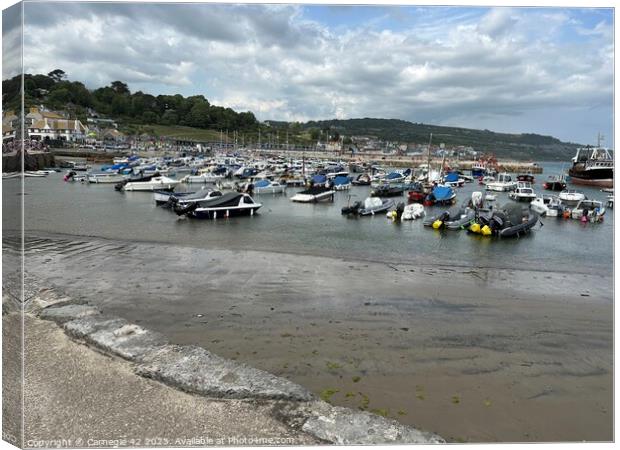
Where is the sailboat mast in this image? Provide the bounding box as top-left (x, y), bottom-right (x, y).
top-left (427, 133), bottom-right (433, 183)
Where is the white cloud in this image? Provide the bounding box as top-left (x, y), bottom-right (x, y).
top-left (7, 3), bottom-right (614, 143)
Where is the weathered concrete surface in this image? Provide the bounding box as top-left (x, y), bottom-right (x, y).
top-left (136, 345), bottom-right (315, 402)
top-left (2, 310), bottom-right (23, 448)
top-left (301, 402), bottom-right (445, 444)
top-left (83, 321), bottom-right (169, 362)
top-left (39, 303), bottom-right (100, 323)
top-left (21, 313), bottom-right (318, 447)
top-left (28, 283), bottom-right (445, 445)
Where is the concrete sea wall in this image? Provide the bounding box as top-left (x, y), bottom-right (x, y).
top-left (17, 275), bottom-right (444, 445)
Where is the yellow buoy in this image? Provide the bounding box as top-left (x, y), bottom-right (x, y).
top-left (470, 223), bottom-right (481, 233)
top-left (432, 220), bottom-right (443, 229)
top-left (481, 225), bottom-right (492, 236)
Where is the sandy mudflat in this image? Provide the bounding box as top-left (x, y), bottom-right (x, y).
top-left (10, 232), bottom-right (614, 443)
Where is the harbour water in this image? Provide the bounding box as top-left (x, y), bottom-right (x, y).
top-left (3, 160), bottom-right (613, 442)
top-left (4, 162), bottom-right (614, 275)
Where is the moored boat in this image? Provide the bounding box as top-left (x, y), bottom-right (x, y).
top-left (358, 197), bottom-right (395, 216)
top-left (290, 186), bottom-right (335, 203)
top-left (558, 189), bottom-right (586, 206)
top-left (122, 176), bottom-right (180, 192)
top-left (569, 199), bottom-right (606, 222)
top-left (508, 182), bottom-right (536, 202)
top-left (485, 173), bottom-right (517, 192)
top-left (253, 179), bottom-right (286, 194)
top-left (371, 184), bottom-right (405, 197)
top-left (175, 192), bottom-right (262, 219)
top-left (568, 144), bottom-right (613, 188)
top-left (87, 172), bottom-right (126, 184)
top-left (529, 195), bottom-right (564, 217)
top-left (543, 175), bottom-right (567, 191)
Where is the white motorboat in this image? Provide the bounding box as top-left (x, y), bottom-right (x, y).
top-left (485, 173), bottom-right (517, 192)
top-left (87, 172), bottom-right (126, 184)
top-left (24, 170), bottom-right (48, 177)
top-left (2, 172), bottom-right (20, 179)
top-left (530, 195), bottom-right (564, 217)
top-left (253, 179), bottom-right (286, 194)
top-left (174, 192), bottom-right (262, 219)
top-left (123, 176), bottom-right (180, 191)
top-left (290, 186), bottom-right (335, 203)
top-left (180, 172), bottom-right (224, 184)
top-left (558, 189), bottom-right (586, 206)
top-left (570, 199), bottom-right (605, 222)
top-left (508, 182), bottom-right (536, 202)
top-left (153, 188), bottom-right (223, 206)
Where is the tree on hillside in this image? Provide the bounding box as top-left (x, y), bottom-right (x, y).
top-left (111, 81), bottom-right (130, 95)
top-left (187, 101), bottom-right (211, 128)
top-left (47, 69), bottom-right (66, 82)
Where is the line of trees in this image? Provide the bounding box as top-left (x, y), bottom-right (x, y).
top-left (2, 69), bottom-right (259, 131)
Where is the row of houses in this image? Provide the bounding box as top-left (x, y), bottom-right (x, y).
top-left (3, 107), bottom-right (90, 143)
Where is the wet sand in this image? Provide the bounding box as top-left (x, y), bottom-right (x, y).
top-left (10, 232), bottom-right (613, 442)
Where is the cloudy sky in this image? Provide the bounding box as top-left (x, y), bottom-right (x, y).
top-left (2, 2), bottom-right (614, 145)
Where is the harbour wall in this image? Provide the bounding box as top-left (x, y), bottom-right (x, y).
top-left (11, 273), bottom-right (444, 445)
top-left (2, 151), bottom-right (55, 172)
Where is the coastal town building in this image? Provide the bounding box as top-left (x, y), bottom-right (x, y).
top-left (25, 107), bottom-right (89, 142)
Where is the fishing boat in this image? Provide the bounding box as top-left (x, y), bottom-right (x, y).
top-left (290, 185), bottom-right (335, 203)
top-left (485, 173), bottom-right (517, 192)
top-left (371, 184), bottom-right (405, 197)
top-left (543, 174), bottom-right (567, 191)
top-left (253, 179), bottom-right (286, 194)
top-left (570, 199), bottom-right (606, 222)
top-left (122, 176), bottom-right (180, 192)
top-left (471, 161), bottom-right (488, 177)
top-left (568, 138), bottom-right (613, 188)
top-left (529, 195), bottom-right (564, 217)
top-left (508, 182), bottom-right (536, 202)
top-left (558, 189), bottom-right (586, 206)
top-left (174, 192), bottom-right (262, 219)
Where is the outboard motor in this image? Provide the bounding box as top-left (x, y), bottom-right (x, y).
top-left (173, 202), bottom-right (199, 217)
top-left (114, 179), bottom-right (128, 191)
top-left (165, 196), bottom-right (179, 208)
top-left (395, 202), bottom-right (405, 220)
top-left (341, 201), bottom-right (362, 215)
